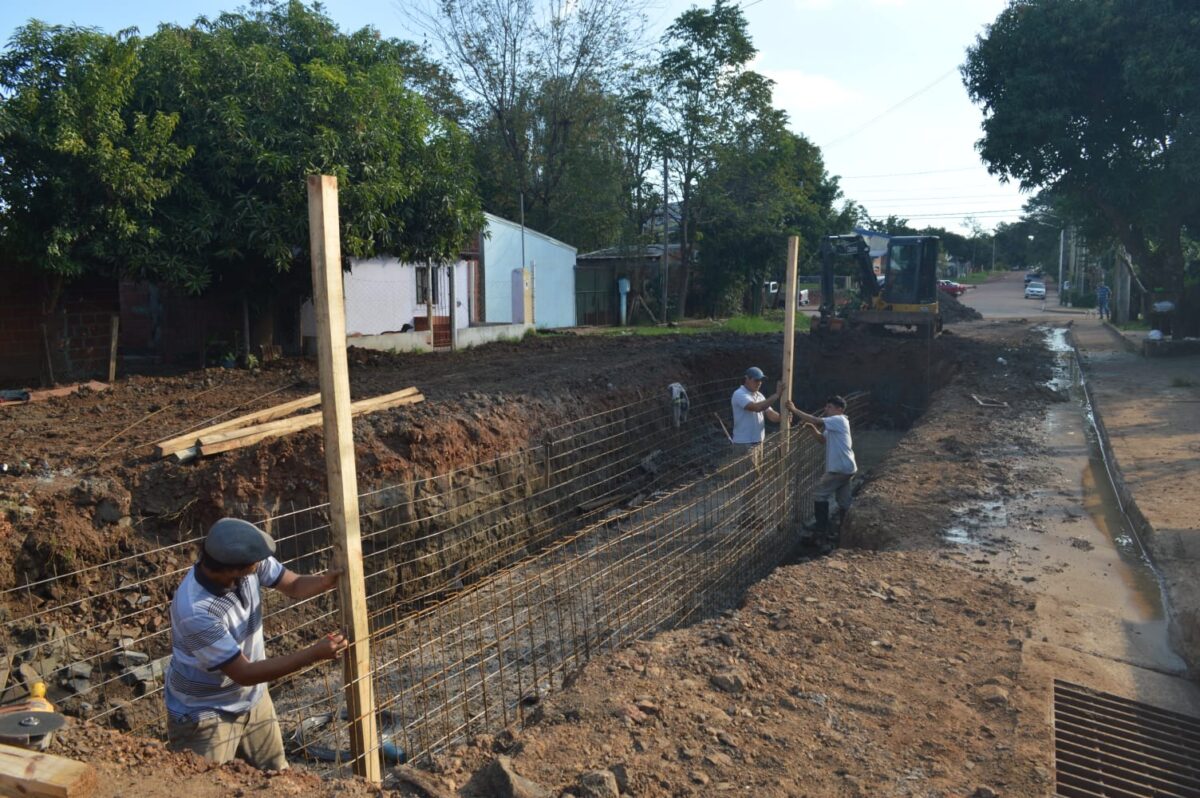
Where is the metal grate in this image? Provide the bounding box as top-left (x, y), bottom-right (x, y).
top-left (1054, 679), bottom-right (1200, 797)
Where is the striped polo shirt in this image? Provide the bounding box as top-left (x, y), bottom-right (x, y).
top-left (165, 557), bottom-right (284, 721)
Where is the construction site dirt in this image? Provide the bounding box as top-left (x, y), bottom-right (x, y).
top-left (2, 306), bottom-right (1198, 797)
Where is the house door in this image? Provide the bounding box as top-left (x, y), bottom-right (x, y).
top-left (415, 263), bottom-right (453, 348)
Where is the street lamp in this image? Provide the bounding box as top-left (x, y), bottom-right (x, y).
top-left (1027, 220), bottom-right (1066, 303)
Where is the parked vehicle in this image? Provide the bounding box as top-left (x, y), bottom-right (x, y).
top-left (1025, 280), bottom-right (1046, 299)
top-left (937, 279), bottom-right (967, 297)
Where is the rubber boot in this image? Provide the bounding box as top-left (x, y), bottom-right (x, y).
top-left (805, 501), bottom-right (829, 533)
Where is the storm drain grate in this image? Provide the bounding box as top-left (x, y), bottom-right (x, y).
top-left (1054, 679), bottom-right (1200, 797)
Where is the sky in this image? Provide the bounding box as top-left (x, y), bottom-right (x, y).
top-left (0, 0), bottom-right (1030, 237)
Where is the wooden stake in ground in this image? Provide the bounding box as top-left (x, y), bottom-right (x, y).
top-left (107, 315), bottom-right (119, 384)
top-left (780, 235), bottom-right (800, 437)
top-left (307, 174), bottom-right (381, 782)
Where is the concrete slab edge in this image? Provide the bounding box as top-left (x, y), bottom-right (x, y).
top-left (1068, 329), bottom-right (1196, 675)
top-left (1099, 321), bottom-right (1141, 355)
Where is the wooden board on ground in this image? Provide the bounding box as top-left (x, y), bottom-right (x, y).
top-left (197, 389), bottom-right (423, 457)
top-left (153, 392), bottom-right (321, 457)
top-left (0, 743), bottom-right (95, 797)
top-left (158, 386), bottom-right (422, 459)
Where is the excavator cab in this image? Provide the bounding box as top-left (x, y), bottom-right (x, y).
top-left (813, 233), bottom-right (941, 336)
top-left (878, 236), bottom-right (939, 309)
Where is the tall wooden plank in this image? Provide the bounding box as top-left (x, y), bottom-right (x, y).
top-left (306, 174), bottom-right (381, 782)
top-left (107, 315), bottom-right (119, 384)
top-left (780, 236), bottom-right (800, 436)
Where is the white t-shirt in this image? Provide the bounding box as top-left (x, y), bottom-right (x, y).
top-left (731, 385), bottom-right (766, 444)
top-left (822, 414), bottom-right (857, 474)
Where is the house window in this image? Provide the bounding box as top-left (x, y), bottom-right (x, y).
top-left (416, 265), bottom-right (439, 305)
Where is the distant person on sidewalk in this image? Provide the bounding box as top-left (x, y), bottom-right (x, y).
top-left (786, 395), bottom-right (858, 544)
top-left (1061, 278), bottom-right (1070, 306)
top-left (1096, 281), bottom-right (1111, 319)
top-left (165, 518), bottom-right (349, 771)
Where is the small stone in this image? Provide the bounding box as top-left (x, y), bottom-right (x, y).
top-left (634, 699), bottom-right (660, 716)
top-left (113, 650), bottom-right (149, 668)
top-left (971, 787), bottom-right (998, 798)
top-left (710, 670), bottom-right (747, 694)
top-left (484, 755), bottom-right (552, 798)
top-left (576, 769), bottom-right (619, 798)
top-left (67, 662), bottom-right (93, 680)
top-left (704, 752), bottom-right (734, 769)
top-left (689, 771), bottom-right (710, 786)
top-left (976, 684), bottom-right (1010, 706)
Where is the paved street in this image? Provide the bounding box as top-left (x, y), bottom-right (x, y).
top-left (958, 269), bottom-right (1069, 318)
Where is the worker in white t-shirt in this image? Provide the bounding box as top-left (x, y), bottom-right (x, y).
top-left (786, 395), bottom-right (858, 545)
top-left (730, 366), bottom-right (781, 446)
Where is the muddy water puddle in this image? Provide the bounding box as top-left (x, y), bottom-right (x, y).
top-left (1042, 326), bottom-right (1181, 672)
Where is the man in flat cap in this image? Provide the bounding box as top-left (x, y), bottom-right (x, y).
top-left (164, 518), bottom-right (348, 770)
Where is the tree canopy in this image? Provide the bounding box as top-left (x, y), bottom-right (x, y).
top-left (963, 0), bottom-right (1200, 330)
top-left (0, 1), bottom-right (481, 301)
top-left (0, 23), bottom-right (192, 301)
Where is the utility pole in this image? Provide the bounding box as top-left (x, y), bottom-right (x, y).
top-left (661, 153), bottom-right (669, 321)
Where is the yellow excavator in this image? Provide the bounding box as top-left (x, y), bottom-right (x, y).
top-left (811, 233), bottom-right (942, 336)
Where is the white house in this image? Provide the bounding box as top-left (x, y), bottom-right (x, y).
top-left (480, 212), bottom-right (577, 329)
top-left (301, 213), bottom-right (577, 352)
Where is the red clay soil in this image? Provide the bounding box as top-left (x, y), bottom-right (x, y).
top-left (5, 320), bottom-right (1197, 797)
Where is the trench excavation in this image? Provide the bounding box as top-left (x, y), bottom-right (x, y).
top-left (0, 331), bottom-right (958, 773)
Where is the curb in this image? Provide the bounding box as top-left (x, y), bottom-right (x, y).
top-left (1100, 321), bottom-right (1142, 355)
top-left (1067, 328), bottom-right (1195, 673)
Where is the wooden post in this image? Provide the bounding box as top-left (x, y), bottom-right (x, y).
top-left (107, 315), bottom-right (119, 383)
top-left (448, 262), bottom-right (458, 352)
top-left (306, 174), bottom-right (381, 782)
top-left (426, 260), bottom-right (434, 348)
top-left (40, 324), bottom-right (55, 387)
top-left (780, 236), bottom-right (800, 438)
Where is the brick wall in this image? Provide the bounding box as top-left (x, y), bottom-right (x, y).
top-left (0, 272), bottom-right (118, 386)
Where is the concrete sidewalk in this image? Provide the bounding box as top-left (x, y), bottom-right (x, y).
top-left (1070, 317), bottom-right (1200, 671)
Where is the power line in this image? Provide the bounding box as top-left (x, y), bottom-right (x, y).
top-left (821, 67), bottom-right (958, 149)
top-left (838, 166), bottom-right (987, 179)
top-left (893, 209), bottom-right (1024, 219)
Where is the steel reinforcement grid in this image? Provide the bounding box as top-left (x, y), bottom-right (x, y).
top-left (0, 382), bottom-right (870, 776)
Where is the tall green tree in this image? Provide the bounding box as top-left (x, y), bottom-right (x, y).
top-left (697, 112), bottom-right (846, 315)
top-left (658, 0), bottom-right (773, 318)
top-left (963, 0), bottom-right (1200, 334)
top-left (418, 0), bottom-right (644, 245)
top-left (0, 23), bottom-right (192, 307)
top-left (135, 0), bottom-right (481, 303)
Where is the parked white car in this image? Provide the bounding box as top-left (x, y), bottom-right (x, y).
top-left (1025, 280), bottom-right (1046, 299)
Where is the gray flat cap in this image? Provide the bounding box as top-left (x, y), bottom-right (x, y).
top-left (205, 518), bottom-right (276, 566)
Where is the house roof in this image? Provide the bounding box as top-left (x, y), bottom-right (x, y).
top-left (577, 242), bottom-right (681, 261)
top-left (483, 212), bottom-right (577, 253)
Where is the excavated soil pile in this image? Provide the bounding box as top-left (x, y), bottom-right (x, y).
top-left (939, 291), bottom-right (984, 323)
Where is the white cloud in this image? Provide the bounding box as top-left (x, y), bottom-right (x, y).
top-left (760, 68), bottom-right (861, 115)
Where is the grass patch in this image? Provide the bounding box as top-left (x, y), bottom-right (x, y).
top-left (956, 270), bottom-right (999, 285)
top-left (1170, 376), bottom-right (1197, 388)
top-left (598, 313), bottom-right (793, 337)
top-left (1114, 319), bottom-right (1151, 331)
top-left (724, 314), bottom-right (784, 334)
